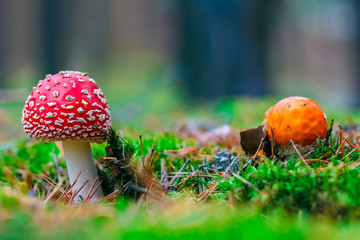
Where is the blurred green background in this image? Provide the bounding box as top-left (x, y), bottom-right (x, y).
top-left (1, 0), bottom-right (360, 141)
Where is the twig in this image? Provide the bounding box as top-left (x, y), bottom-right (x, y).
top-left (43, 177), bottom-right (65, 204)
top-left (198, 155), bottom-right (239, 202)
top-left (102, 189), bottom-right (119, 201)
top-left (339, 125), bottom-right (345, 158)
top-left (129, 182), bottom-right (163, 202)
top-left (345, 139), bottom-right (360, 152)
top-left (178, 164), bottom-right (205, 189)
top-left (68, 179), bottom-right (89, 204)
top-left (224, 155), bottom-right (240, 175)
top-left (318, 151), bottom-right (331, 160)
top-left (341, 147), bottom-right (358, 161)
top-left (335, 135), bottom-right (349, 156)
top-left (290, 140), bottom-right (311, 170)
top-left (83, 177), bottom-right (99, 202)
top-left (139, 135), bottom-right (145, 169)
top-left (242, 137), bottom-right (264, 171)
top-left (167, 159), bottom-right (191, 187)
top-left (85, 180), bottom-right (103, 203)
top-left (230, 171), bottom-right (260, 192)
top-left (198, 181), bottom-right (219, 201)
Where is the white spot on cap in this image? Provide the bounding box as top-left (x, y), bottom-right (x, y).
top-left (77, 76), bottom-right (85, 82)
top-left (33, 114), bottom-right (40, 119)
top-left (86, 110), bottom-right (94, 116)
top-left (93, 88), bottom-right (103, 96)
top-left (65, 95), bottom-right (75, 101)
top-left (82, 133), bottom-right (88, 137)
top-left (55, 118), bottom-right (64, 126)
top-left (63, 83), bottom-right (68, 88)
top-left (63, 72), bottom-right (72, 78)
top-left (92, 102), bottom-right (103, 109)
top-left (98, 114), bottom-right (106, 122)
top-left (44, 120), bottom-right (52, 125)
top-left (89, 78), bottom-right (96, 84)
top-left (45, 85), bottom-right (50, 90)
top-left (39, 95), bottom-right (46, 101)
top-left (29, 101), bottom-right (34, 107)
top-left (70, 81), bottom-right (76, 88)
top-left (68, 119), bottom-right (76, 124)
top-left (53, 91), bottom-right (59, 97)
top-left (61, 105), bottom-right (74, 110)
top-left (87, 116), bottom-right (95, 121)
top-left (54, 80), bottom-right (60, 84)
top-left (47, 102), bottom-right (56, 107)
top-left (82, 100), bottom-right (88, 107)
top-left (77, 117), bottom-right (87, 123)
top-left (39, 106), bottom-right (45, 112)
top-left (60, 112), bottom-right (67, 116)
top-left (81, 90), bottom-right (89, 95)
top-left (46, 112), bottom-right (55, 118)
top-left (77, 107), bottom-right (84, 113)
top-left (68, 113), bottom-right (75, 119)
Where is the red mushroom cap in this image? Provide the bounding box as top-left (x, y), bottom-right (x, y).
top-left (22, 71), bottom-right (111, 143)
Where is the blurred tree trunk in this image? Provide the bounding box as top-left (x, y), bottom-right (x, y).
top-left (40, 0), bottom-right (109, 74)
top-left (355, 0), bottom-right (360, 107)
top-left (0, 0), bottom-right (38, 89)
top-left (40, 0), bottom-right (66, 74)
top-left (177, 0), bottom-right (277, 101)
top-left (0, 1), bottom-right (5, 88)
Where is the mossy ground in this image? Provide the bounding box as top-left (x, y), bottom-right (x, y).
top-left (2, 97), bottom-right (360, 239)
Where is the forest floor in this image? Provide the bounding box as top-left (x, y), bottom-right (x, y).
top-left (2, 97), bottom-right (360, 239)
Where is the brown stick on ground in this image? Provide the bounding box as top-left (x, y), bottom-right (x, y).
top-left (290, 140), bottom-right (311, 170)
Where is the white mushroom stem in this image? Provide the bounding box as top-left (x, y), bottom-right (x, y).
top-left (62, 141), bottom-right (104, 203)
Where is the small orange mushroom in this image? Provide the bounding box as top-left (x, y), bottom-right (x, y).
top-left (264, 96), bottom-right (327, 147)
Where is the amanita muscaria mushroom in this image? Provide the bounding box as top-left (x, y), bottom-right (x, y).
top-left (22, 70), bottom-right (111, 203)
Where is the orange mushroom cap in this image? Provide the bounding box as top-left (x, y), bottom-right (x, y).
top-left (264, 96), bottom-right (327, 147)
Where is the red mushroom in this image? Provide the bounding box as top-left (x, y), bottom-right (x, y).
top-left (22, 70), bottom-right (111, 203)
